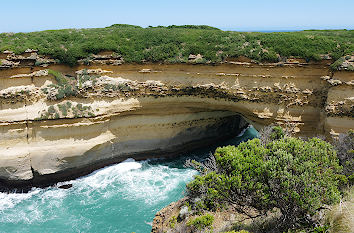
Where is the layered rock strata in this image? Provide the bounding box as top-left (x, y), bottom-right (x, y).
top-left (0, 62), bottom-right (353, 189)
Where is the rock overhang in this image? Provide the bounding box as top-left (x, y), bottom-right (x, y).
top-left (0, 62), bottom-right (352, 190)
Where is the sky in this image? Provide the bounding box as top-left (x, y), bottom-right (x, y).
top-left (0, 0), bottom-right (353, 33)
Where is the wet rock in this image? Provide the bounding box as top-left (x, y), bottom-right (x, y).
top-left (58, 184), bottom-right (72, 189)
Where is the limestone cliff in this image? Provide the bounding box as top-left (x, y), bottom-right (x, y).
top-left (0, 57), bottom-right (353, 189)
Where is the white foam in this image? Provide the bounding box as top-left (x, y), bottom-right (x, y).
top-left (0, 188), bottom-right (48, 224)
top-left (42, 189), bottom-right (67, 200)
top-left (0, 189), bottom-right (40, 211)
top-left (75, 158), bottom-right (142, 190)
top-left (115, 158), bottom-right (143, 172)
top-left (0, 158), bottom-right (197, 227)
top-left (236, 125), bottom-right (251, 137)
top-left (104, 162), bottom-right (197, 204)
top-left (71, 158), bottom-right (196, 205)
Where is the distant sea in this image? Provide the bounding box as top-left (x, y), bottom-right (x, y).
top-left (220, 28), bottom-right (302, 32)
top-left (219, 28), bottom-right (353, 32)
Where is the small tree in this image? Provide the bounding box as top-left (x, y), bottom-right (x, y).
top-left (187, 136), bottom-right (343, 231)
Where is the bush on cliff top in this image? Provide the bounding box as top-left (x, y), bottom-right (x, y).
top-left (0, 25), bottom-right (353, 66)
top-left (186, 133), bottom-right (345, 231)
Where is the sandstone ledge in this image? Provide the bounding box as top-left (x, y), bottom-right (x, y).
top-left (0, 63), bottom-right (353, 189)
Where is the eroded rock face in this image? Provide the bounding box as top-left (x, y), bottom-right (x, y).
top-left (0, 63), bottom-right (353, 189)
top-left (0, 51), bottom-right (57, 69)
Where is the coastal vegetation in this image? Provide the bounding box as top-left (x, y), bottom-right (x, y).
top-left (183, 126), bottom-right (353, 232)
top-left (0, 25), bottom-right (353, 67)
top-left (0, 24), bottom-right (353, 233)
top-left (36, 102), bottom-right (95, 120)
top-left (43, 69), bottom-right (80, 100)
top-left (186, 213), bottom-right (214, 231)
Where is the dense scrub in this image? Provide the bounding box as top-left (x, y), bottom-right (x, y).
top-left (0, 25), bottom-right (353, 66)
top-left (185, 126), bottom-right (352, 232)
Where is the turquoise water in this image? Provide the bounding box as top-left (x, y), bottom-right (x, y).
top-left (0, 126), bottom-right (257, 233)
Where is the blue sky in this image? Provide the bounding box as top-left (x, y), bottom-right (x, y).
top-left (1, 0), bottom-right (353, 32)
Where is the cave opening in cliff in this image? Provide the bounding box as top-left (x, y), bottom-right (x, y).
top-left (0, 111), bottom-right (259, 233)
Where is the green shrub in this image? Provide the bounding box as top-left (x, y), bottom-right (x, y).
top-left (1, 26), bottom-right (352, 65)
top-left (166, 25), bottom-right (220, 30)
top-left (184, 201), bottom-right (192, 211)
top-left (269, 125), bottom-right (285, 140)
top-left (48, 69), bottom-right (68, 85)
top-left (187, 213), bottom-right (214, 230)
top-left (56, 88), bottom-right (65, 99)
top-left (58, 104), bottom-right (68, 116)
top-left (77, 70), bottom-right (98, 87)
top-left (38, 102), bottom-right (93, 120)
top-left (48, 105), bottom-right (55, 114)
top-left (45, 70), bottom-right (79, 100)
top-left (169, 216), bottom-right (177, 229)
top-left (312, 225), bottom-right (330, 233)
top-left (77, 103), bottom-right (83, 111)
top-left (187, 136), bottom-right (343, 230)
top-left (66, 101), bottom-right (72, 108)
top-left (106, 24), bottom-right (142, 29)
top-left (330, 57), bottom-right (345, 70)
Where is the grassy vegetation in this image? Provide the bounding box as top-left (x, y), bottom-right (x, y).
top-left (324, 186), bottom-right (354, 233)
top-left (0, 25), bottom-right (353, 66)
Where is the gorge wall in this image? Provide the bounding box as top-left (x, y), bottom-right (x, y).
top-left (0, 57), bottom-right (353, 189)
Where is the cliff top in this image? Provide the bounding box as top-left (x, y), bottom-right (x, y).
top-left (0, 24), bottom-right (353, 69)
